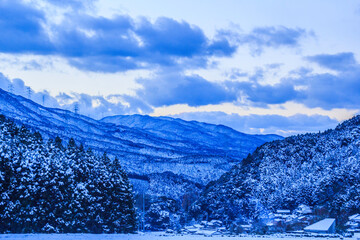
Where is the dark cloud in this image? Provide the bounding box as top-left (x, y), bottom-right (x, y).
top-left (0, 0), bottom-right (54, 54)
top-left (68, 56), bottom-right (139, 73)
top-left (240, 81), bottom-right (300, 105)
top-left (306, 52), bottom-right (357, 71)
top-left (0, 0), bottom-right (237, 72)
top-left (54, 14), bottom-right (138, 58)
top-left (174, 111), bottom-right (338, 136)
top-left (58, 16), bottom-right (237, 71)
top-left (0, 1), bottom-right (312, 72)
top-left (136, 71), bottom-right (237, 107)
top-left (225, 68), bottom-right (300, 105)
top-left (283, 52), bottom-right (360, 109)
top-left (224, 52), bottom-right (360, 110)
top-left (294, 68), bottom-right (360, 109)
top-left (136, 17), bottom-right (206, 57)
top-left (126, 52), bottom-right (359, 109)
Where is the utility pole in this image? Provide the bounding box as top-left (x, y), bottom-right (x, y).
top-left (142, 192), bottom-right (145, 232)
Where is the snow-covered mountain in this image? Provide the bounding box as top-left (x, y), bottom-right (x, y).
top-left (0, 88), bottom-right (282, 198)
top-left (191, 115), bottom-right (360, 226)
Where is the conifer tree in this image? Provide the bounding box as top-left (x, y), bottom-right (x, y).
top-left (0, 115), bottom-right (137, 233)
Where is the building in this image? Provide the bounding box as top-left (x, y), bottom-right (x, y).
top-left (304, 218), bottom-right (336, 234)
top-left (295, 204), bottom-right (313, 215)
top-left (346, 214), bottom-right (360, 233)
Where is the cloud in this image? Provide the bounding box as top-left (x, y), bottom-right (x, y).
top-left (239, 26), bottom-right (309, 55)
top-left (241, 81), bottom-right (300, 105)
top-left (43, 0), bottom-right (95, 10)
top-left (0, 72), bottom-right (151, 118)
top-left (225, 68), bottom-right (248, 80)
top-left (225, 68), bottom-right (300, 105)
top-left (306, 52), bottom-right (357, 71)
top-left (0, 1), bottom-right (237, 72)
top-left (136, 17), bottom-right (206, 57)
top-left (215, 52), bottom-right (360, 110)
top-left (56, 16), bottom-right (237, 71)
top-left (0, 70), bottom-right (352, 136)
top-left (0, 0), bottom-right (54, 54)
top-left (63, 51), bottom-right (360, 112)
top-left (135, 71), bottom-right (237, 107)
top-left (173, 111), bottom-right (338, 136)
top-left (68, 56), bottom-right (139, 73)
top-left (0, 1), bottom-right (312, 72)
top-left (279, 52), bottom-right (360, 109)
top-left (22, 60), bottom-right (44, 71)
top-left (295, 69), bottom-right (360, 109)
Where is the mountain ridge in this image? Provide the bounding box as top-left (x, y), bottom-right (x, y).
top-left (0, 88), bottom-right (283, 198)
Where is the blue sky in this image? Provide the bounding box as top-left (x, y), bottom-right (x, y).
top-left (0, 0), bottom-right (359, 136)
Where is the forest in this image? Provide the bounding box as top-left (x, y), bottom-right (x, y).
top-left (0, 115), bottom-right (136, 233)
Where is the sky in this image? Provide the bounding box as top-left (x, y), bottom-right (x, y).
top-left (0, 0), bottom-right (359, 136)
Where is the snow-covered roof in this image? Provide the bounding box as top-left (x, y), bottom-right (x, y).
top-left (304, 218), bottom-right (335, 232)
top-left (193, 224), bottom-right (203, 229)
top-left (276, 209), bottom-right (291, 214)
top-left (210, 220), bottom-right (222, 224)
top-left (350, 214), bottom-right (360, 222)
top-left (296, 205), bottom-right (313, 214)
top-left (240, 224), bottom-right (252, 228)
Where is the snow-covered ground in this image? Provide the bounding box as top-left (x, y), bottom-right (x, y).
top-left (0, 233), bottom-right (351, 240)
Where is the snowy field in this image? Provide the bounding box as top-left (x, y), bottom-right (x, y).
top-left (0, 233), bottom-right (351, 240)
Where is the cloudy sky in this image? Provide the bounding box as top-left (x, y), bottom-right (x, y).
top-left (0, 0), bottom-right (359, 136)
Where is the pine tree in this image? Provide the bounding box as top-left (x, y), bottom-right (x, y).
top-left (0, 115), bottom-right (137, 233)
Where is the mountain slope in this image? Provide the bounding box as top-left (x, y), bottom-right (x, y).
top-left (101, 114), bottom-right (282, 161)
top-left (0, 88), bottom-right (282, 197)
top-left (192, 115), bottom-right (360, 225)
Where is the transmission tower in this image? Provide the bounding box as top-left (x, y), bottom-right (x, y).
top-left (74, 103), bottom-right (79, 114)
top-left (8, 84), bottom-right (13, 93)
top-left (27, 87), bottom-right (32, 99)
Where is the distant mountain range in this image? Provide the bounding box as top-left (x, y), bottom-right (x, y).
top-left (0, 88), bottom-right (282, 199)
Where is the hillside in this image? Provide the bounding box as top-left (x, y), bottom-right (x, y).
top-left (0, 88), bottom-right (282, 199)
top-left (192, 115), bottom-right (360, 226)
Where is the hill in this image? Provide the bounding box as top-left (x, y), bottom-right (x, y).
top-left (191, 115), bottom-right (360, 227)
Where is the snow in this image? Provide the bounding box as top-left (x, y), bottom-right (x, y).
top-left (349, 214), bottom-right (360, 222)
top-left (304, 218), bottom-right (336, 232)
top-left (276, 210), bottom-right (291, 214)
top-left (0, 233), bottom-right (349, 240)
top-left (0, 88), bottom-right (281, 200)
